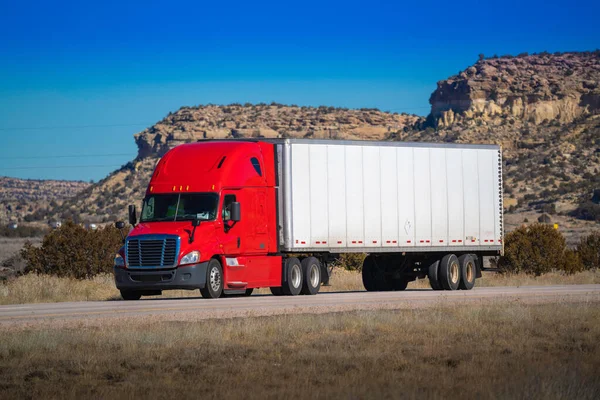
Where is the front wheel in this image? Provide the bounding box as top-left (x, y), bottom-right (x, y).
top-left (200, 259), bottom-right (224, 299)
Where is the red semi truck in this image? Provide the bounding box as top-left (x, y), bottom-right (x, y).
top-left (113, 139), bottom-right (503, 300)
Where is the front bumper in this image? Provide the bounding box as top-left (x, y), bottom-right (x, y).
top-left (114, 262), bottom-right (208, 291)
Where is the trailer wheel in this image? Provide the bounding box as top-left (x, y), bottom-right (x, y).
top-left (200, 259), bottom-right (224, 299)
top-left (362, 255), bottom-right (392, 291)
top-left (301, 257), bottom-right (321, 295)
top-left (120, 290), bottom-right (142, 301)
top-left (427, 260), bottom-right (443, 291)
top-left (458, 254), bottom-right (476, 290)
top-left (282, 257), bottom-right (303, 296)
top-left (392, 278), bottom-right (409, 291)
top-left (439, 254), bottom-right (460, 291)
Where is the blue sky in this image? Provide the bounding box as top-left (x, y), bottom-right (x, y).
top-left (1, 0), bottom-right (598, 181)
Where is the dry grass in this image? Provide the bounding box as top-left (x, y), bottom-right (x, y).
top-left (0, 274), bottom-right (120, 305)
top-left (1, 302), bottom-right (599, 399)
top-left (1, 269), bottom-right (599, 305)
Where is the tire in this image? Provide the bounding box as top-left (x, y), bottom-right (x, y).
top-left (301, 257), bottom-right (321, 295)
top-left (458, 254), bottom-right (476, 290)
top-left (427, 260), bottom-right (443, 291)
top-left (200, 259), bottom-right (224, 299)
top-left (270, 287), bottom-right (284, 296)
top-left (362, 255), bottom-right (392, 292)
top-left (244, 288), bottom-right (254, 296)
top-left (439, 254), bottom-right (460, 291)
top-left (282, 258), bottom-right (303, 296)
top-left (392, 278), bottom-right (409, 291)
top-left (120, 290), bottom-right (142, 301)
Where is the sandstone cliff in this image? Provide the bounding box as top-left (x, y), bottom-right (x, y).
top-left (430, 51), bottom-right (600, 128)
top-left (134, 104), bottom-right (419, 158)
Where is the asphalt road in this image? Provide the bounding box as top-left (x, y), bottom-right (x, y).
top-left (1, 285), bottom-right (599, 326)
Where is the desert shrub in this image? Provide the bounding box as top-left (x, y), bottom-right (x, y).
top-left (21, 221), bottom-right (122, 279)
top-left (498, 224), bottom-right (583, 275)
top-left (577, 232), bottom-right (600, 270)
top-left (570, 202), bottom-right (600, 221)
top-left (336, 253), bottom-right (367, 271)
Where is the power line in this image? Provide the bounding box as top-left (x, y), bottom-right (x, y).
top-left (0, 123), bottom-right (153, 131)
top-left (0, 164), bottom-right (124, 170)
top-left (0, 153), bottom-right (133, 160)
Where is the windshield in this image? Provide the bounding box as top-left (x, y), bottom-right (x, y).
top-left (140, 193), bottom-right (218, 222)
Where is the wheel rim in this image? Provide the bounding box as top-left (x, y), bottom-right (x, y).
top-left (310, 264), bottom-right (320, 287)
top-left (210, 267), bottom-right (221, 292)
top-left (450, 261), bottom-right (459, 284)
top-left (291, 265), bottom-right (301, 288)
top-left (466, 261), bottom-right (474, 283)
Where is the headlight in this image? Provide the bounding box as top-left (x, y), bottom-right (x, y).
top-left (180, 251), bottom-right (200, 265)
top-left (114, 253), bottom-right (125, 267)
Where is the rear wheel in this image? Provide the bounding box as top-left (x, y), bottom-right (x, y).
top-left (300, 257), bottom-right (321, 295)
top-left (200, 259), bottom-right (224, 299)
top-left (362, 255), bottom-right (392, 292)
top-left (427, 260), bottom-right (443, 291)
top-left (439, 254), bottom-right (460, 291)
top-left (458, 254), bottom-right (476, 290)
top-left (392, 278), bottom-right (409, 291)
top-left (120, 290), bottom-right (142, 301)
top-left (282, 258), bottom-right (303, 296)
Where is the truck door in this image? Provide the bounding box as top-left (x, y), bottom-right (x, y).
top-left (219, 190), bottom-right (247, 285)
top-left (220, 191), bottom-right (242, 256)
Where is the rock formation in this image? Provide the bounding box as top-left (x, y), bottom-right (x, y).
top-left (430, 51), bottom-right (600, 128)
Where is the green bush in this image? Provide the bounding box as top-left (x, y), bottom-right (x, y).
top-left (498, 224), bottom-right (583, 276)
top-left (577, 232), bottom-right (600, 270)
top-left (21, 221), bottom-right (123, 279)
top-left (336, 253), bottom-right (367, 271)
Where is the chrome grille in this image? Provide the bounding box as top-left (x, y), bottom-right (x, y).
top-left (126, 236), bottom-right (179, 268)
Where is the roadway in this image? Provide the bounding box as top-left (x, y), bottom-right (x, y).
top-left (1, 285), bottom-right (599, 326)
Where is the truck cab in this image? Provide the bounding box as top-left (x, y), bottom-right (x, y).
top-left (113, 141), bottom-right (285, 300)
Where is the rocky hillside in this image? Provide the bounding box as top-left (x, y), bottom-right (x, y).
top-left (430, 51), bottom-right (599, 128)
top-left (135, 104), bottom-right (419, 158)
top-left (18, 50), bottom-right (600, 241)
top-left (0, 177), bottom-right (90, 225)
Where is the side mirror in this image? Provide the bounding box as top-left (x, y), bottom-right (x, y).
top-left (230, 202), bottom-right (241, 222)
top-left (192, 215), bottom-right (201, 227)
top-left (128, 205), bottom-right (137, 226)
top-left (115, 221), bottom-right (125, 230)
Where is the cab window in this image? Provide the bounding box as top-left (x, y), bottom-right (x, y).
top-left (250, 157), bottom-right (262, 176)
top-left (222, 195), bottom-right (236, 221)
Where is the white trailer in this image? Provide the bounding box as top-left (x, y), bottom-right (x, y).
top-left (274, 139), bottom-right (503, 291)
